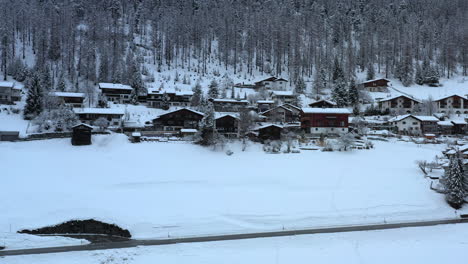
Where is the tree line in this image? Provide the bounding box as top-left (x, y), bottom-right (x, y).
top-left (0, 0), bottom-right (466, 93)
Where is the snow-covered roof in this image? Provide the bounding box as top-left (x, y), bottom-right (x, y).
top-left (433, 94), bottom-right (467, 101)
top-left (72, 123), bottom-right (93, 129)
top-left (50, 92), bottom-right (85, 98)
top-left (0, 81), bottom-right (15, 88)
top-left (212, 99), bottom-right (249, 104)
top-left (389, 114), bottom-right (439, 123)
top-left (254, 123), bottom-right (283, 130)
top-left (147, 88), bottom-right (193, 96)
top-left (361, 78), bottom-right (390, 84)
top-left (308, 99), bottom-right (337, 106)
top-left (271, 90), bottom-right (294, 97)
top-left (157, 108), bottom-right (204, 118)
top-left (74, 108), bottom-right (125, 115)
top-left (257, 100), bottom-right (275, 104)
top-left (215, 112), bottom-right (239, 120)
top-left (131, 132), bottom-right (141, 137)
top-left (388, 114), bottom-right (413, 122)
top-left (413, 116), bottom-right (440, 122)
top-left (98, 83), bottom-right (133, 90)
top-left (301, 108), bottom-right (351, 114)
top-left (451, 120), bottom-right (467, 125)
top-left (378, 94), bottom-right (421, 103)
top-left (437, 121), bottom-right (454, 126)
top-left (180, 129), bottom-right (197, 133)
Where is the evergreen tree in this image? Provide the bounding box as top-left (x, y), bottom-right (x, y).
top-left (130, 70), bottom-right (145, 105)
top-left (348, 78), bottom-right (359, 106)
top-left (99, 51), bottom-right (110, 82)
top-left (208, 79), bottom-right (219, 99)
top-left (332, 77), bottom-right (349, 107)
top-left (295, 77), bottom-right (306, 94)
top-left (24, 72), bottom-right (44, 120)
top-left (191, 81), bottom-right (203, 107)
top-left (40, 67), bottom-right (52, 90)
top-left (366, 63), bottom-right (375, 80)
top-left (56, 74), bottom-right (67, 91)
top-left (313, 66), bottom-right (327, 96)
top-left (161, 93), bottom-right (170, 110)
top-left (442, 155), bottom-right (466, 209)
top-left (195, 102), bottom-right (221, 146)
top-left (415, 63), bottom-right (424, 85)
top-left (230, 86), bottom-right (235, 99)
top-left (332, 58), bottom-right (345, 84)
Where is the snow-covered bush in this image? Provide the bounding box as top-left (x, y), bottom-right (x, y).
top-left (94, 117), bottom-right (110, 131)
top-left (33, 105), bottom-right (79, 133)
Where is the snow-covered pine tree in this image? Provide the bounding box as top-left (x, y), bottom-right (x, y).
top-left (295, 77), bottom-right (306, 95)
top-left (313, 66), bottom-right (327, 96)
top-left (366, 63), bottom-right (375, 81)
top-left (40, 67), bottom-right (52, 90)
top-left (332, 77), bottom-right (349, 107)
top-left (415, 63), bottom-right (423, 85)
top-left (332, 57), bottom-right (344, 84)
top-left (24, 72), bottom-right (44, 120)
top-left (161, 93), bottom-right (170, 110)
top-left (442, 155), bottom-right (466, 209)
top-left (208, 79), bottom-right (219, 99)
top-left (56, 74), bottom-right (67, 91)
top-left (191, 81), bottom-right (203, 107)
top-left (348, 78), bottom-right (359, 107)
top-left (195, 102), bottom-right (221, 147)
top-left (230, 86), bottom-right (235, 99)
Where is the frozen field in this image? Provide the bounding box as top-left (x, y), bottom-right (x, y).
top-left (3, 223), bottom-right (468, 264)
top-left (0, 134), bottom-right (462, 249)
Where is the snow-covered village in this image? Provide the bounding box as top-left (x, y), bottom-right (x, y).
top-left (1, 0), bottom-right (468, 263)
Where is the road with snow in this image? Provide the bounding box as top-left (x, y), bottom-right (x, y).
top-left (1, 217), bottom-right (467, 257)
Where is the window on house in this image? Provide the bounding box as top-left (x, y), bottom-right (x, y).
top-left (413, 122), bottom-right (418, 125)
top-left (402, 121), bottom-right (406, 124)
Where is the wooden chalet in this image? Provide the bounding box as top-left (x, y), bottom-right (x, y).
top-left (74, 108), bottom-right (125, 128)
top-left (257, 100), bottom-right (275, 112)
top-left (71, 123), bottom-right (93, 146)
top-left (254, 77), bottom-right (288, 90)
top-left (256, 124), bottom-right (283, 141)
top-left (49, 92), bottom-right (85, 108)
top-left (260, 104), bottom-right (300, 124)
top-left (308, 99), bottom-right (337, 108)
top-left (388, 114), bottom-right (439, 135)
top-left (433, 94), bottom-right (468, 114)
top-left (152, 108), bottom-right (204, 132)
top-left (146, 89), bottom-right (193, 108)
top-left (98, 83), bottom-right (133, 104)
top-left (0, 81), bottom-right (21, 104)
top-left (378, 95), bottom-right (421, 114)
top-left (360, 78), bottom-right (390, 92)
top-left (300, 108), bottom-right (351, 135)
top-left (211, 98), bottom-right (249, 112)
top-left (215, 113), bottom-right (239, 138)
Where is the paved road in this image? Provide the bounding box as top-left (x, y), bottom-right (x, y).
top-left (2, 218), bottom-right (468, 257)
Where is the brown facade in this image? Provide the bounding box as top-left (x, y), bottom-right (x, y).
top-left (152, 109), bottom-right (204, 132)
top-left (216, 115), bottom-right (238, 137)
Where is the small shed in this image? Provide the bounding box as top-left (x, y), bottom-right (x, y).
top-left (0, 131), bottom-right (19, 141)
top-left (257, 124), bottom-right (283, 141)
top-left (130, 132), bottom-right (141, 143)
top-left (71, 123), bottom-right (93, 146)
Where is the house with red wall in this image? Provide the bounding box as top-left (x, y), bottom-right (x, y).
top-left (300, 108), bottom-right (351, 135)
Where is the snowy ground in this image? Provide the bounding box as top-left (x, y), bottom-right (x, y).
top-left (3, 223), bottom-right (468, 264)
top-left (1, 134), bottom-right (464, 250)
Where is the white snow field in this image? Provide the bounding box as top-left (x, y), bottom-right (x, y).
top-left (1, 134), bottom-right (463, 250)
top-left (3, 224), bottom-right (468, 264)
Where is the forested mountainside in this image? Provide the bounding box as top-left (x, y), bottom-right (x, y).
top-left (0, 0), bottom-right (466, 90)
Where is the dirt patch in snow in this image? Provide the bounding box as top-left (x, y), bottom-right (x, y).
top-left (18, 219), bottom-right (131, 242)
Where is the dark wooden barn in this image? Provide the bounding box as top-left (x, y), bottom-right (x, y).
top-left (215, 114), bottom-right (239, 138)
top-left (257, 124), bottom-right (283, 141)
top-left (152, 108), bottom-right (204, 132)
top-left (71, 123), bottom-right (93, 146)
